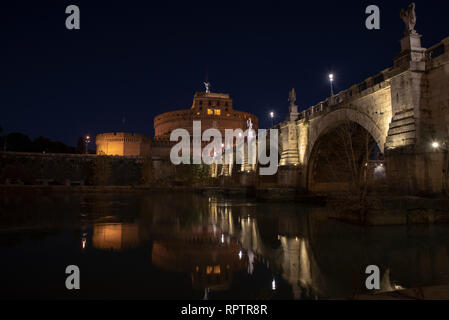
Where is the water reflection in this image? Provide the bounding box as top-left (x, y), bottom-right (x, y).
top-left (1, 191), bottom-right (449, 299)
top-left (92, 223), bottom-right (140, 251)
top-left (151, 225), bottom-right (248, 292)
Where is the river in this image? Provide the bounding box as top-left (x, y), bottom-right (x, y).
top-left (1, 191), bottom-right (449, 299)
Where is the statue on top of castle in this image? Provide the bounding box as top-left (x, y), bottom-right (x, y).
top-left (400, 2), bottom-right (417, 35)
top-left (204, 81), bottom-right (211, 93)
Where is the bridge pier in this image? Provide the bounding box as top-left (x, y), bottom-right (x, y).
top-left (386, 148), bottom-right (446, 195)
top-left (239, 171), bottom-right (257, 187)
top-left (277, 165), bottom-right (301, 188)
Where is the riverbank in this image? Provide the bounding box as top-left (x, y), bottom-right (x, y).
top-left (351, 285), bottom-right (449, 300)
top-left (327, 195), bottom-right (449, 226)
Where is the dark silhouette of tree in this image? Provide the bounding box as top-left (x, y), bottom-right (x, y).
top-left (76, 136), bottom-right (85, 154)
top-left (31, 137), bottom-right (76, 153)
top-left (0, 130), bottom-right (76, 153)
top-left (31, 136), bottom-right (52, 153)
top-left (4, 133), bottom-right (32, 152)
top-left (0, 125), bottom-right (4, 151)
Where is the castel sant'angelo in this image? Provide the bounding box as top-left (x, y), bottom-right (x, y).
top-left (95, 83), bottom-right (259, 157)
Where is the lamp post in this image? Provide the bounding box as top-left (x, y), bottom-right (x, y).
top-left (270, 111), bottom-right (274, 127)
top-left (329, 73), bottom-right (334, 97)
top-left (84, 135), bottom-right (91, 154)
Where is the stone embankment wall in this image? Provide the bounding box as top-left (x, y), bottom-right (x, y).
top-left (0, 152), bottom-right (175, 186)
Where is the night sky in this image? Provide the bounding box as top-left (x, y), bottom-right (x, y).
top-left (1, 0), bottom-right (449, 146)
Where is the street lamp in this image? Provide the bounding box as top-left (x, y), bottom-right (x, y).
top-left (329, 73), bottom-right (334, 96)
top-left (270, 111), bottom-right (274, 127)
top-left (84, 135), bottom-right (91, 154)
top-left (432, 141), bottom-right (440, 149)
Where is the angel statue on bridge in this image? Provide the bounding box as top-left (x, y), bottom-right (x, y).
top-left (400, 2), bottom-right (417, 35)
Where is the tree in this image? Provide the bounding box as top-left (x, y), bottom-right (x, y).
top-left (4, 133), bottom-right (32, 152)
top-left (0, 125), bottom-right (4, 151)
top-left (313, 121), bottom-right (378, 223)
top-left (76, 137), bottom-right (85, 154)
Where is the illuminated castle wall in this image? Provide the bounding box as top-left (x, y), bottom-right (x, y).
top-left (154, 91), bottom-right (258, 140)
top-left (95, 132), bottom-right (151, 156)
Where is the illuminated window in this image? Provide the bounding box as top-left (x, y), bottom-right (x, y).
top-left (214, 109), bottom-right (221, 115)
top-left (207, 109), bottom-right (213, 115)
top-left (206, 266), bottom-right (213, 274)
top-left (197, 112), bottom-right (200, 115)
top-left (213, 265), bottom-right (221, 274)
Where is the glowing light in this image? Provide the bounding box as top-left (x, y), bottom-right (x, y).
top-left (81, 232), bottom-right (87, 250)
top-left (221, 234), bottom-right (224, 243)
top-left (272, 279), bottom-right (276, 291)
top-left (329, 73), bottom-right (335, 96)
top-left (238, 251), bottom-right (243, 260)
top-left (432, 142), bottom-right (440, 149)
top-left (270, 112), bottom-right (274, 118)
top-left (394, 284), bottom-right (405, 290)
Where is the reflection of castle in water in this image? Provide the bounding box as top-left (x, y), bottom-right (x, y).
top-left (91, 223), bottom-right (141, 251)
top-left (82, 194), bottom-right (449, 298)
top-left (151, 226), bottom-right (248, 292)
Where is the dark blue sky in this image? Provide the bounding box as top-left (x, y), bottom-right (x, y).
top-left (1, 0), bottom-right (448, 146)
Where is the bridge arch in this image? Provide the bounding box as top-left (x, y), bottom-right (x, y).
top-left (305, 108), bottom-right (385, 166)
top-left (305, 108), bottom-right (385, 192)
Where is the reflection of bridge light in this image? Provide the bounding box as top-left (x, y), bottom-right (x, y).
top-left (221, 234), bottom-right (224, 243)
top-left (272, 279), bottom-right (276, 291)
top-left (394, 283), bottom-right (405, 290)
top-left (81, 233), bottom-right (87, 250)
top-left (238, 250), bottom-right (243, 260)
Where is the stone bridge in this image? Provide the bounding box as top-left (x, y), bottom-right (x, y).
top-left (277, 26), bottom-right (449, 195)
